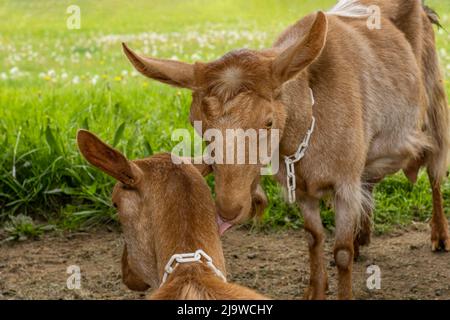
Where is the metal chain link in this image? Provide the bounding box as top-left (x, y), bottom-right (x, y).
top-left (284, 88), bottom-right (316, 204)
top-left (161, 249), bottom-right (226, 286)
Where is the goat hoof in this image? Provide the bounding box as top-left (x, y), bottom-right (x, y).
top-left (303, 283), bottom-right (327, 300)
top-left (303, 287), bottom-right (325, 300)
top-left (303, 287), bottom-right (313, 300)
top-left (431, 238), bottom-right (450, 252)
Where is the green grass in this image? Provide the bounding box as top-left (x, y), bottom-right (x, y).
top-left (0, 0), bottom-right (449, 235)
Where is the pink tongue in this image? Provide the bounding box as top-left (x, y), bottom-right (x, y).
top-left (217, 215), bottom-right (233, 236)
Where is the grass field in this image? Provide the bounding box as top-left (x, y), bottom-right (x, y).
top-left (1, 0), bottom-right (449, 239)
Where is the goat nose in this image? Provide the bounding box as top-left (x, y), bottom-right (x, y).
top-left (216, 201), bottom-right (243, 221)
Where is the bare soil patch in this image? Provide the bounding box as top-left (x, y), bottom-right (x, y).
top-left (0, 223), bottom-right (449, 300)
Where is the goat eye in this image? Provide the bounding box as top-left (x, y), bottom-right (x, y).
top-left (265, 120), bottom-right (273, 128)
top-left (113, 203), bottom-right (118, 208)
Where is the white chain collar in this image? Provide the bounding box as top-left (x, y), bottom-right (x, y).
top-left (160, 249), bottom-right (226, 287)
top-left (284, 88), bottom-right (316, 204)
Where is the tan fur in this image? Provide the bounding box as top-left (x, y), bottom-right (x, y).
top-left (123, 0), bottom-right (449, 299)
top-left (77, 130), bottom-right (268, 300)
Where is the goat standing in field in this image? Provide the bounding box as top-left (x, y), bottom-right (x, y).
top-left (77, 130), bottom-right (268, 300)
top-left (123, 0), bottom-right (449, 299)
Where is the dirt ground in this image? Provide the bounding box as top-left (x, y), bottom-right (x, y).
top-left (0, 222), bottom-right (449, 300)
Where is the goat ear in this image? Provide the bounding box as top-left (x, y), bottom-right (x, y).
top-left (122, 43), bottom-right (197, 89)
top-left (121, 245), bottom-right (150, 291)
top-left (272, 11), bottom-right (328, 85)
top-left (77, 129), bottom-right (141, 185)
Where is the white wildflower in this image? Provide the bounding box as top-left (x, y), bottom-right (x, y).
top-left (91, 75), bottom-right (99, 85)
top-left (9, 67), bottom-right (19, 75)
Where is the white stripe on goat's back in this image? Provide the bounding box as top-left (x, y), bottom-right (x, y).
top-left (328, 0), bottom-right (369, 17)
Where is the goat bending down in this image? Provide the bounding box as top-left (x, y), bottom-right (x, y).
top-left (77, 130), bottom-right (268, 300)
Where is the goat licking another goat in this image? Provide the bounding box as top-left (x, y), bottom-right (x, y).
top-left (122, 0), bottom-right (449, 299)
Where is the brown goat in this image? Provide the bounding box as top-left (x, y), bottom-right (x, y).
top-left (77, 130), bottom-right (268, 300)
top-left (123, 0), bottom-right (449, 299)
